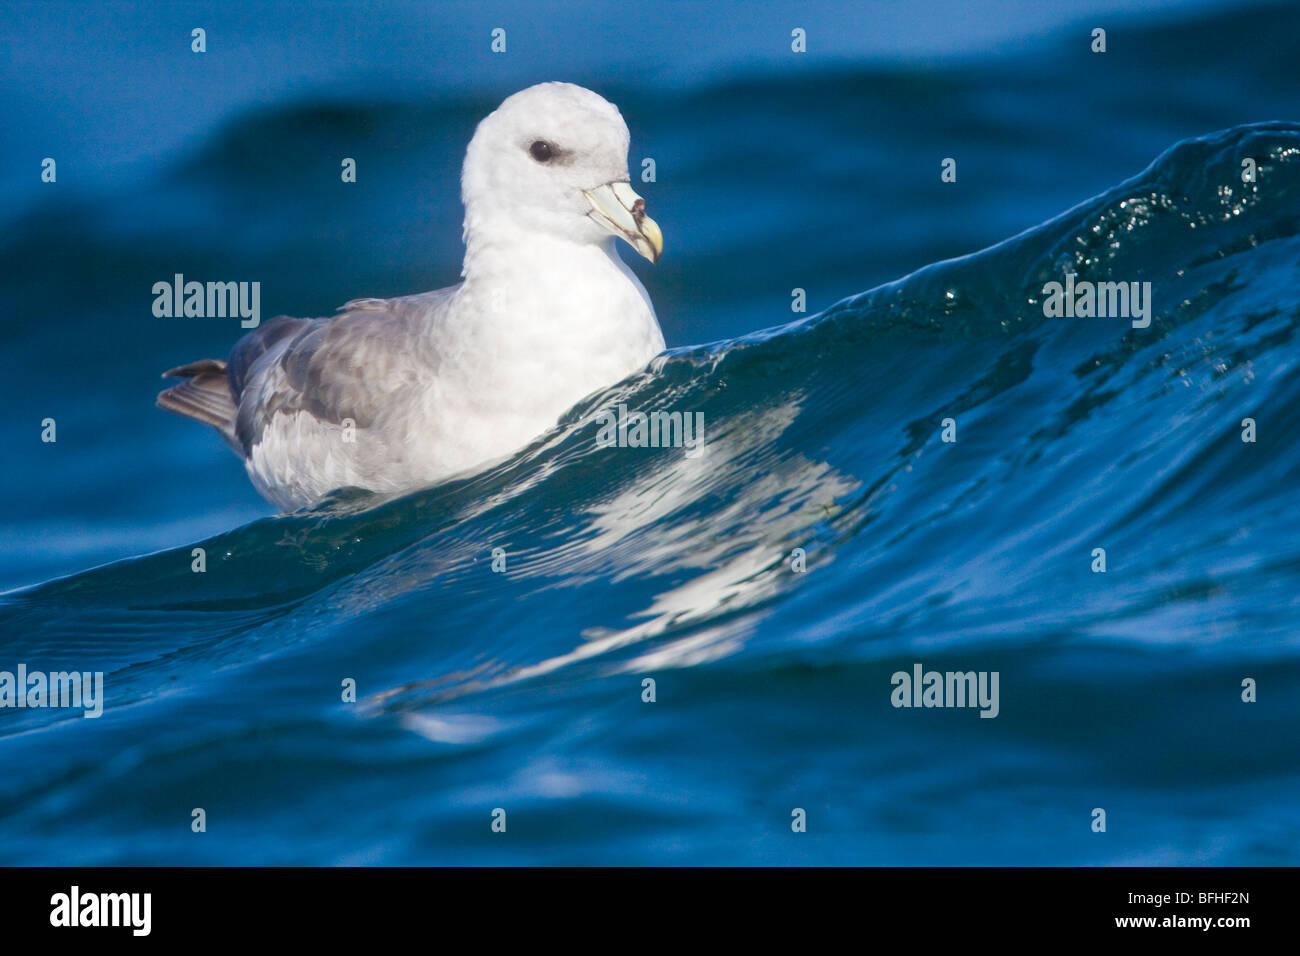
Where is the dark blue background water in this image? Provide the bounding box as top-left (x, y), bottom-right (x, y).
top-left (1, 0), bottom-right (1297, 864)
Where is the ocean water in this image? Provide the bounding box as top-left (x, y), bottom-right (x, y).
top-left (1, 1), bottom-right (1298, 864)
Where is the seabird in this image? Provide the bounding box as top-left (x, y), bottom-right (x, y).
top-left (158, 82), bottom-right (665, 510)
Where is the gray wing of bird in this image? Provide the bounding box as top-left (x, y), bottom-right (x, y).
top-left (232, 288), bottom-right (456, 455)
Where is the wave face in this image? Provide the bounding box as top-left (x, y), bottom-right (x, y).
top-left (2, 121), bottom-right (1298, 863)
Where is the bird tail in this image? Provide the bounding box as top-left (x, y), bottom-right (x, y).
top-left (157, 359), bottom-right (240, 447)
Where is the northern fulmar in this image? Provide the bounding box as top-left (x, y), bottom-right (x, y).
top-left (158, 82), bottom-right (665, 510)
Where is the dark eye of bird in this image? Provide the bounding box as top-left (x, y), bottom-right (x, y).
top-left (529, 140), bottom-right (555, 162)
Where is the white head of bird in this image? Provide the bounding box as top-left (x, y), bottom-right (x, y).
top-left (460, 82), bottom-right (663, 266)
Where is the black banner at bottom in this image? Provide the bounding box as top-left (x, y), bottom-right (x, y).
top-left (0, 866), bottom-right (1278, 942)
